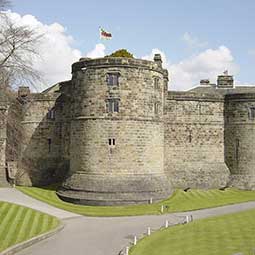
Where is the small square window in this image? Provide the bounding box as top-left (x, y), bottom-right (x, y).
top-left (107, 73), bottom-right (119, 86)
top-left (108, 138), bottom-right (116, 146)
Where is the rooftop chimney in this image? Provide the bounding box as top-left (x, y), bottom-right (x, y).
top-left (154, 54), bottom-right (162, 68)
top-left (18, 86), bottom-right (30, 98)
top-left (217, 71), bottom-right (234, 88)
top-left (200, 79), bottom-right (210, 86)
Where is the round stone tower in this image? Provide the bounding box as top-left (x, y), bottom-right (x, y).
top-left (225, 93), bottom-right (255, 190)
top-left (57, 55), bottom-right (172, 205)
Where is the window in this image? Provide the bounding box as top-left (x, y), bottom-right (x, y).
top-left (235, 139), bottom-right (239, 162)
top-left (48, 139), bottom-right (52, 153)
top-left (188, 131), bottom-right (192, 143)
top-left (108, 99), bottom-right (119, 113)
top-left (248, 107), bottom-right (255, 119)
top-left (107, 73), bottom-right (119, 86)
top-left (47, 108), bottom-right (55, 120)
top-left (154, 77), bottom-right (160, 89)
top-left (154, 102), bottom-right (159, 114)
top-left (108, 139), bottom-right (116, 146)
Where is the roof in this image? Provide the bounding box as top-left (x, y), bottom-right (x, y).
top-left (187, 84), bottom-right (255, 95)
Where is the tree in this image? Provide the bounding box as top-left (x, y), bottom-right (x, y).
top-left (0, 0), bottom-right (43, 89)
top-left (108, 49), bottom-right (134, 58)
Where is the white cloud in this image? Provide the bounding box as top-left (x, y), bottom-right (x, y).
top-left (142, 46), bottom-right (239, 91)
top-left (248, 49), bottom-right (255, 56)
top-left (182, 32), bottom-right (208, 49)
top-left (142, 48), bottom-right (170, 69)
top-left (5, 11), bottom-right (82, 91)
top-left (86, 44), bottom-right (106, 58)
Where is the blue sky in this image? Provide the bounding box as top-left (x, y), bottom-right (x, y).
top-left (10, 0), bottom-right (255, 90)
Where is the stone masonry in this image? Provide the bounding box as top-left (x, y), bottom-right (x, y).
top-left (1, 54), bottom-right (255, 204)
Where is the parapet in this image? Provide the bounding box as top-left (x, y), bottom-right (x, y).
top-left (167, 91), bottom-right (225, 102)
top-left (71, 55), bottom-right (167, 75)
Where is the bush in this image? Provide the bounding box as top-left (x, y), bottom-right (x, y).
top-left (108, 49), bottom-right (134, 58)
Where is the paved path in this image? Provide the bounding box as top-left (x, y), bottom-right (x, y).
top-left (1, 188), bottom-right (255, 255)
top-left (0, 188), bottom-right (78, 219)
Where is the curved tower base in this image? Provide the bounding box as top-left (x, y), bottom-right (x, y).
top-left (57, 174), bottom-right (172, 205)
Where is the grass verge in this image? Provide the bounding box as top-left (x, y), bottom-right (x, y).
top-left (17, 186), bottom-right (255, 217)
top-left (0, 201), bottom-right (59, 252)
top-left (129, 208), bottom-right (255, 255)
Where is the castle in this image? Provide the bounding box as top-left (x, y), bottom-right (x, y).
top-left (1, 54), bottom-right (255, 205)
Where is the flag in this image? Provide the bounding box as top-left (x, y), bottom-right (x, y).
top-left (99, 27), bottom-right (112, 40)
top-left (223, 70), bottom-right (228, 75)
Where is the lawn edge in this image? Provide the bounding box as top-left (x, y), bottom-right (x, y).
top-left (16, 187), bottom-right (255, 217)
top-left (0, 221), bottom-right (64, 255)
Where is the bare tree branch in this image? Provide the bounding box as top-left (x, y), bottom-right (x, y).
top-left (0, 4), bottom-right (44, 89)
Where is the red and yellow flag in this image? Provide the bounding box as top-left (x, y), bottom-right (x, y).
top-left (100, 27), bottom-right (112, 40)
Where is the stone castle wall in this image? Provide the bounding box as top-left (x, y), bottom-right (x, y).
top-left (225, 93), bottom-right (255, 190)
top-left (164, 92), bottom-right (230, 189)
top-left (15, 93), bottom-right (62, 186)
top-left (2, 55), bottom-right (255, 203)
top-left (58, 57), bottom-right (172, 205)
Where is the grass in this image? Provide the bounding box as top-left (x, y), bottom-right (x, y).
top-left (129, 208), bottom-right (255, 255)
top-left (17, 185), bottom-right (255, 217)
top-left (0, 201), bottom-right (59, 252)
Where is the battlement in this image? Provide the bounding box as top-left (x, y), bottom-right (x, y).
top-left (167, 91), bottom-right (224, 101)
top-left (72, 56), bottom-right (168, 75)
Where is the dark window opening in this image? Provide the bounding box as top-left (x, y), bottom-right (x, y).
top-left (235, 138), bottom-right (239, 161)
top-left (154, 77), bottom-right (160, 89)
top-left (47, 108), bottom-right (55, 120)
top-left (108, 99), bottom-right (119, 113)
top-left (248, 107), bottom-right (255, 119)
top-left (108, 138), bottom-right (116, 146)
top-left (48, 139), bottom-right (52, 153)
top-left (154, 102), bottom-right (159, 114)
top-left (107, 73), bottom-right (119, 86)
top-left (188, 132), bottom-right (192, 143)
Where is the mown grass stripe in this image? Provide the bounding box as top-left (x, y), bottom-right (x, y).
top-left (11, 207), bottom-right (30, 245)
top-left (14, 207), bottom-right (35, 244)
top-left (0, 202), bottom-right (59, 252)
top-left (0, 204), bottom-right (18, 242)
top-left (130, 208), bottom-right (255, 255)
top-left (2, 206), bottom-right (26, 249)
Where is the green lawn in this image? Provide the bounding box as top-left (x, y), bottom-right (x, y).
top-left (0, 201), bottom-right (59, 252)
top-left (130, 208), bottom-right (255, 255)
top-left (17, 186), bottom-right (255, 217)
